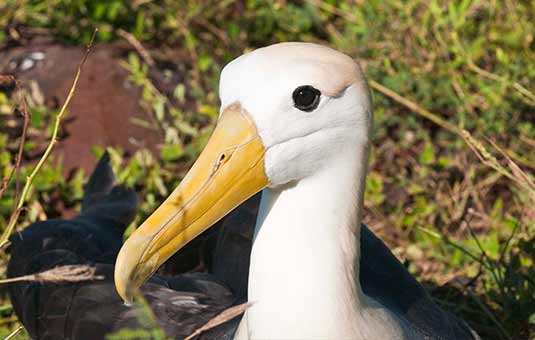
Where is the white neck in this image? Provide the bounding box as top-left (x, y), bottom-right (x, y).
top-left (230, 143), bottom-right (361, 339)
top-left (235, 143), bottom-right (408, 340)
top-left (254, 154), bottom-right (364, 331)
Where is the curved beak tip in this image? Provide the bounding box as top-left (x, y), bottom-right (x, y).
top-left (113, 104), bottom-right (268, 303)
top-left (114, 260), bottom-right (135, 305)
top-left (114, 232), bottom-right (156, 304)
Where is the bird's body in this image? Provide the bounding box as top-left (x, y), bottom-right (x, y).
top-left (8, 43), bottom-right (479, 340)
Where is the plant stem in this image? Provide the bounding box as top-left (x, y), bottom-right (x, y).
top-left (3, 326), bottom-right (23, 340)
top-left (0, 29), bottom-right (98, 249)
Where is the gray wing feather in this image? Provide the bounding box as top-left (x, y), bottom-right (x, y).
top-left (360, 225), bottom-right (479, 340)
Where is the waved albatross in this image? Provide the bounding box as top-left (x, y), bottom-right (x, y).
top-left (115, 42), bottom-right (480, 340)
top-left (7, 43), bottom-right (479, 340)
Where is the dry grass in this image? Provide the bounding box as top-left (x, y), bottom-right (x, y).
top-left (0, 265), bottom-right (104, 285)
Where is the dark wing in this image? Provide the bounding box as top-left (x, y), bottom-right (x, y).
top-left (208, 193), bottom-right (259, 297)
top-left (7, 153), bottom-right (241, 340)
top-left (360, 225), bottom-right (480, 340)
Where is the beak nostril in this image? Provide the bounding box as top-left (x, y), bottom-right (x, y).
top-left (219, 151), bottom-right (233, 164)
top-left (212, 152), bottom-right (231, 174)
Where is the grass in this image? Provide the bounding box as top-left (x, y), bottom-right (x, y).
top-left (0, 0), bottom-right (534, 339)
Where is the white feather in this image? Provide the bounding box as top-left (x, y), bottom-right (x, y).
top-left (219, 42), bottom-right (414, 339)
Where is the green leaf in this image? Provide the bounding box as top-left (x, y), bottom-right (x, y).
top-left (160, 144), bottom-right (184, 162)
top-left (198, 55), bottom-right (213, 72)
top-left (419, 139), bottom-right (436, 165)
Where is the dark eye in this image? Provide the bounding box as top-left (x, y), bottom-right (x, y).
top-left (292, 85), bottom-right (321, 112)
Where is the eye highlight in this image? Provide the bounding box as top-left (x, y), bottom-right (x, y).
top-left (292, 85), bottom-right (321, 112)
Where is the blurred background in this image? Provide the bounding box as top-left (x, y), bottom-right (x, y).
top-left (0, 1), bottom-right (534, 339)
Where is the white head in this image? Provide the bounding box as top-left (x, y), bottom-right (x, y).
top-left (219, 42), bottom-right (373, 187)
top-left (115, 42), bottom-right (374, 307)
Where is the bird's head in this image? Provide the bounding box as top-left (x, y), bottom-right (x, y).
top-left (114, 42), bottom-right (373, 303)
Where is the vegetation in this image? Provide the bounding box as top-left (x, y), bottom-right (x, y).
top-left (0, 1), bottom-right (534, 339)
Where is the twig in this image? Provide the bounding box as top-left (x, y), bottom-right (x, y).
top-left (3, 326), bottom-right (23, 340)
top-left (461, 131), bottom-right (515, 180)
top-left (12, 84), bottom-right (31, 207)
top-left (184, 302), bottom-right (252, 340)
top-left (0, 28), bottom-right (98, 249)
top-left (462, 131), bottom-right (535, 198)
top-left (467, 61), bottom-right (535, 105)
top-left (0, 265), bottom-right (104, 285)
top-left (369, 80), bottom-right (461, 135)
top-left (500, 148), bottom-right (535, 170)
top-left (486, 138), bottom-right (535, 193)
top-left (369, 80), bottom-right (535, 198)
top-left (0, 81), bottom-right (30, 201)
top-left (117, 29), bottom-right (155, 67)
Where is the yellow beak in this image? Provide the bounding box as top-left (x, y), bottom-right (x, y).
top-left (114, 103), bottom-right (268, 304)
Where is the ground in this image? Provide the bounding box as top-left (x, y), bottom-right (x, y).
top-left (0, 1), bottom-right (534, 339)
